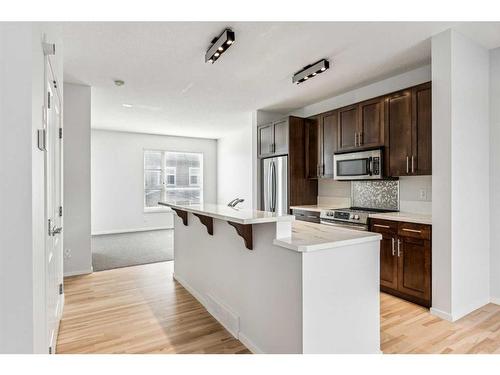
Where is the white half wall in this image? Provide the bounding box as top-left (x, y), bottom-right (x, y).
top-left (431, 29), bottom-right (490, 321)
top-left (63, 83), bottom-right (92, 276)
top-left (0, 23), bottom-right (63, 353)
top-left (91, 129), bottom-right (217, 234)
top-left (490, 47), bottom-right (500, 303)
top-left (216, 123), bottom-right (253, 208)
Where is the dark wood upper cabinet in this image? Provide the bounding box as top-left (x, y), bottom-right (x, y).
top-left (257, 120), bottom-right (289, 158)
top-left (387, 82), bottom-right (432, 176)
top-left (358, 97), bottom-right (384, 148)
top-left (305, 111), bottom-right (337, 179)
top-left (387, 90), bottom-right (413, 176)
top-left (337, 105), bottom-right (358, 151)
top-left (412, 82), bottom-right (432, 175)
top-left (305, 117), bottom-right (320, 179)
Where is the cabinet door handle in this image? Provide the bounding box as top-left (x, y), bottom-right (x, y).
top-left (406, 156), bottom-right (409, 174)
top-left (374, 224), bottom-right (390, 229)
top-left (359, 132), bottom-right (363, 145)
top-left (391, 237), bottom-right (395, 256)
top-left (354, 132), bottom-right (358, 147)
top-left (402, 228), bottom-right (422, 234)
top-left (397, 238), bottom-right (401, 257)
top-left (322, 164), bottom-right (325, 175)
top-left (411, 155), bottom-right (415, 173)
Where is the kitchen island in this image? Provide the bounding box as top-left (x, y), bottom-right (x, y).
top-left (159, 202), bottom-right (382, 354)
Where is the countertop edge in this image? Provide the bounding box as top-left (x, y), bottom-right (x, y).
top-left (273, 232), bottom-right (382, 253)
top-left (368, 213), bottom-right (432, 225)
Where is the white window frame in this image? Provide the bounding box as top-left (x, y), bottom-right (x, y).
top-left (189, 167), bottom-right (201, 186)
top-left (144, 150), bottom-right (203, 212)
top-left (165, 166), bottom-right (176, 187)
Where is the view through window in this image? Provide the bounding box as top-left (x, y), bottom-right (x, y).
top-left (144, 150), bottom-right (203, 209)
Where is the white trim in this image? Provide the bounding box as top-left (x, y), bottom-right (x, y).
top-left (452, 299), bottom-right (490, 321)
top-left (430, 307), bottom-right (453, 322)
top-left (490, 297), bottom-right (500, 305)
top-left (174, 273), bottom-right (248, 347)
top-left (92, 226), bottom-right (173, 236)
top-left (64, 267), bottom-right (93, 277)
top-left (238, 332), bottom-right (263, 354)
top-left (144, 207), bottom-right (172, 213)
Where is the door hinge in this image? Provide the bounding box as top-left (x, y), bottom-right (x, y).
top-left (53, 80), bottom-right (57, 89)
top-left (42, 42), bottom-right (56, 56)
top-left (37, 129), bottom-right (47, 151)
top-left (59, 283), bottom-right (64, 295)
top-left (59, 128), bottom-right (63, 139)
top-left (59, 206), bottom-right (63, 217)
top-left (48, 346), bottom-right (53, 354)
top-left (47, 92), bottom-right (51, 109)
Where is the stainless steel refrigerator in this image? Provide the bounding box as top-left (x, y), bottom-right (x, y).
top-left (261, 156), bottom-right (288, 215)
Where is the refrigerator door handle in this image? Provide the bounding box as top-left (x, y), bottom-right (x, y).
top-left (271, 161), bottom-right (277, 212)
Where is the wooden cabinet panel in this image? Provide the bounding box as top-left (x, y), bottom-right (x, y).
top-left (273, 119), bottom-right (289, 155)
top-left (397, 236), bottom-right (431, 305)
top-left (387, 90), bottom-right (412, 176)
top-left (412, 82), bottom-right (432, 175)
top-left (305, 117), bottom-right (320, 179)
top-left (358, 98), bottom-right (384, 148)
top-left (380, 233), bottom-right (398, 290)
top-left (398, 222), bottom-right (431, 240)
top-left (322, 111), bottom-right (337, 177)
top-left (257, 123), bottom-right (274, 158)
top-left (370, 218), bottom-right (432, 307)
top-left (338, 105), bottom-right (358, 150)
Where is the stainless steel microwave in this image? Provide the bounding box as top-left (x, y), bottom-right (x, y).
top-left (333, 149), bottom-right (383, 180)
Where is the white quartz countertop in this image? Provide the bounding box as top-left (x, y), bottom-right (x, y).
top-left (158, 202), bottom-right (295, 225)
top-left (368, 211), bottom-right (432, 225)
top-left (273, 220), bottom-right (382, 252)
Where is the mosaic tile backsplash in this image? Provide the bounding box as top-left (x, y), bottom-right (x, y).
top-left (351, 180), bottom-right (399, 211)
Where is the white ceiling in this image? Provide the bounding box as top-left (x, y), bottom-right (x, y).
top-left (62, 22), bottom-right (500, 139)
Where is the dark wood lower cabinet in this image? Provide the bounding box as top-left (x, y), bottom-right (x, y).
top-left (370, 218), bottom-right (432, 307)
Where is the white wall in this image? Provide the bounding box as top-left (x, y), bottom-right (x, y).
top-left (431, 29), bottom-right (490, 321)
top-left (216, 124), bottom-right (253, 208)
top-left (0, 23), bottom-right (63, 353)
top-left (91, 129), bottom-right (217, 234)
top-left (63, 83), bottom-right (92, 276)
top-left (291, 65), bottom-right (431, 118)
top-left (490, 47), bottom-right (500, 303)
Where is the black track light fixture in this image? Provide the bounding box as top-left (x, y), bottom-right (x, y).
top-left (205, 28), bottom-right (235, 64)
top-left (292, 59), bottom-right (330, 84)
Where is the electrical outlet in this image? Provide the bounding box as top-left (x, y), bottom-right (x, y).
top-left (419, 189), bottom-right (427, 201)
top-left (64, 248), bottom-right (72, 259)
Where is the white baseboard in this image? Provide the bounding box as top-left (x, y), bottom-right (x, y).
top-left (173, 273), bottom-right (244, 345)
top-left (238, 332), bottom-right (263, 354)
top-left (430, 307), bottom-right (453, 322)
top-left (92, 226), bottom-right (173, 236)
top-left (490, 297), bottom-right (500, 305)
top-left (64, 267), bottom-right (93, 277)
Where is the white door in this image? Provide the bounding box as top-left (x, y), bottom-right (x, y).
top-left (44, 57), bottom-right (64, 354)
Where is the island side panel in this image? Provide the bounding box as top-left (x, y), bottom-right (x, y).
top-left (301, 240), bottom-right (381, 354)
top-left (173, 213), bottom-right (303, 354)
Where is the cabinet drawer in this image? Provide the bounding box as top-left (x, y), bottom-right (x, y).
top-left (292, 209), bottom-right (320, 224)
top-left (370, 219), bottom-right (398, 235)
top-left (398, 222), bottom-right (431, 240)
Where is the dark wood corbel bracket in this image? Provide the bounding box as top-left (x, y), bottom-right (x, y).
top-left (227, 222), bottom-right (253, 250)
top-left (171, 208), bottom-right (188, 226)
top-left (193, 213), bottom-right (213, 235)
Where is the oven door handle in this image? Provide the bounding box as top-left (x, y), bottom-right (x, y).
top-left (368, 157), bottom-right (373, 176)
top-left (320, 220), bottom-right (368, 231)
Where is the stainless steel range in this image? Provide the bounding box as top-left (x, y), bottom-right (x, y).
top-left (320, 207), bottom-right (397, 231)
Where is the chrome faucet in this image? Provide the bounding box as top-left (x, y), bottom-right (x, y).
top-left (227, 198), bottom-right (245, 208)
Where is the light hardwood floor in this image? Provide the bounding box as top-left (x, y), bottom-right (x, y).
top-left (57, 261), bottom-right (500, 354)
